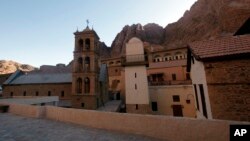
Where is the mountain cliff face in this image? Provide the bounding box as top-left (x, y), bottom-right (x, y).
top-left (109, 0), bottom-right (250, 56)
top-left (0, 60), bottom-right (36, 74)
top-left (99, 42), bottom-right (111, 59)
top-left (163, 0), bottom-right (250, 48)
top-left (110, 23), bottom-right (165, 57)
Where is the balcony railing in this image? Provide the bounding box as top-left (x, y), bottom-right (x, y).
top-left (149, 80), bottom-right (192, 86)
top-left (121, 54), bottom-right (148, 66)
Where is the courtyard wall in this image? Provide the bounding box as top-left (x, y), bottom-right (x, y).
top-left (2, 103), bottom-right (249, 141)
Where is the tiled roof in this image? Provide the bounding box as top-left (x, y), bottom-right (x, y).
top-left (188, 35), bottom-right (250, 60)
top-left (5, 72), bottom-right (72, 85)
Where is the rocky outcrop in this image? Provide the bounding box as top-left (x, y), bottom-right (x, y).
top-left (163, 0), bottom-right (250, 48)
top-left (110, 23), bottom-right (165, 57)
top-left (33, 63), bottom-right (71, 73)
top-left (109, 0), bottom-right (250, 57)
top-left (99, 42), bottom-right (111, 59)
top-left (0, 60), bottom-right (36, 74)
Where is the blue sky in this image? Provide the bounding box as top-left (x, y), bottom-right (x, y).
top-left (0, 0), bottom-right (197, 67)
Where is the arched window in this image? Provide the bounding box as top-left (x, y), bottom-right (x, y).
top-left (85, 38), bottom-right (90, 50)
top-left (174, 52), bottom-right (183, 60)
top-left (76, 78), bottom-right (82, 94)
top-left (78, 39), bottom-right (83, 51)
top-left (163, 53), bottom-right (172, 61)
top-left (85, 56), bottom-right (90, 71)
top-left (84, 77), bottom-right (90, 93)
top-left (77, 57), bottom-right (83, 72)
top-left (153, 55), bottom-right (162, 62)
top-left (109, 61), bottom-right (114, 65)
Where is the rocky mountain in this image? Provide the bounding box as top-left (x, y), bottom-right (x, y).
top-left (163, 0), bottom-right (250, 48)
top-left (99, 42), bottom-right (111, 59)
top-left (0, 60), bottom-right (36, 74)
top-left (110, 23), bottom-right (165, 57)
top-left (109, 0), bottom-right (250, 57)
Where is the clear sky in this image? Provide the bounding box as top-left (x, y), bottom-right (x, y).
top-left (0, 0), bottom-right (197, 67)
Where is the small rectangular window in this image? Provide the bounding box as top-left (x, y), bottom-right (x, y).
top-left (135, 73), bottom-right (137, 78)
top-left (194, 84), bottom-right (199, 110)
top-left (135, 84), bottom-right (137, 90)
top-left (36, 91), bottom-right (39, 96)
top-left (81, 103), bottom-right (85, 107)
top-left (199, 84), bottom-right (208, 118)
top-left (23, 91), bottom-right (26, 96)
top-left (152, 102), bottom-right (158, 111)
top-left (186, 73), bottom-right (191, 80)
top-left (173, 95), bottom-right (180, 102)
top-left (48, 91), bottom-right (51, 96)
top-left (172, 74), bottom-right (176, 80)
top-left (135, 104), bottom-right (138, 110)
top-left (61, 91), bottom-right (64, 97)
top-left (10, 92), bottom-right (13, 97)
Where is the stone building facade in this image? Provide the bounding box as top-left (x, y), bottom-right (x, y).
top-left (71, 26), bottom-right (108, 109)
top-left (146, 46), bottom-right (195, 117)
top-left (101, 57), bottom-right (123, 101)
top-left (2, 26), bottom-right (109, 110)
top-left (187, 34), bottom-right (250, 121)
top-left (124, 37), bottom-right (150, 114)
top-left (101, 40), bottom-right (196, 117)
top-left (2, 71), bottom-right (72, 107)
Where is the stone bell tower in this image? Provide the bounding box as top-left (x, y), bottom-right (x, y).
top-left (71, 22), bottom-right (100, 109)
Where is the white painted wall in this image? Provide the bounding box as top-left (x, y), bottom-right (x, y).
top-left (191, 57), bottom-right (212, 119)
top-left (125, 37), bottom-right (149, 105)
top-left (125, 66), bottom-right (149, 104)
top-left (126, 37), bottom-right (144, 56)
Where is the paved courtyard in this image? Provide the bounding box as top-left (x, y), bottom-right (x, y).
top-left (0, 113), bottom-right (162, 141)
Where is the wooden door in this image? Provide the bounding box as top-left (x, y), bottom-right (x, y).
top-left (172, 105), bottom-right (183, 117)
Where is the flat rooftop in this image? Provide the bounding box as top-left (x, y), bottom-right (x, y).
top-left (0, 113), bottom-right (162, 141)
top-left (0, 96), bottom-right (58, 105)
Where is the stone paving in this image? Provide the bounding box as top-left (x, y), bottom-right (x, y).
top-left (0, 113), bottom-right (163, 141)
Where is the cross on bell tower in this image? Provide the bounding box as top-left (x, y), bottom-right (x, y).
top-left (86, 19), bottom-right (89, 27)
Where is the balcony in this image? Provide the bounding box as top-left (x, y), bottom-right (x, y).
top-left (149, 80), bottom-right (192, 86)
top-left (121, 54), bottom-right (148, 66)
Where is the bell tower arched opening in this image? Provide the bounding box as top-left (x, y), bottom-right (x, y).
top-left (78, 39), bottom-right (83, 51)
top-left (84, 77), bottom-right (90, 94)
top-left (76, 78), bottom-right (82, 94)
top-left (85, 38), bottom-right (90, 50)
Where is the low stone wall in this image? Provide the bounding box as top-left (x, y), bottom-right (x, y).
top-left (2, 103), bottom-right (249, 141)
top-left (5, 103), bottom-right (44, 118)
top-left (45, 106), bottom-right (248, 141)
